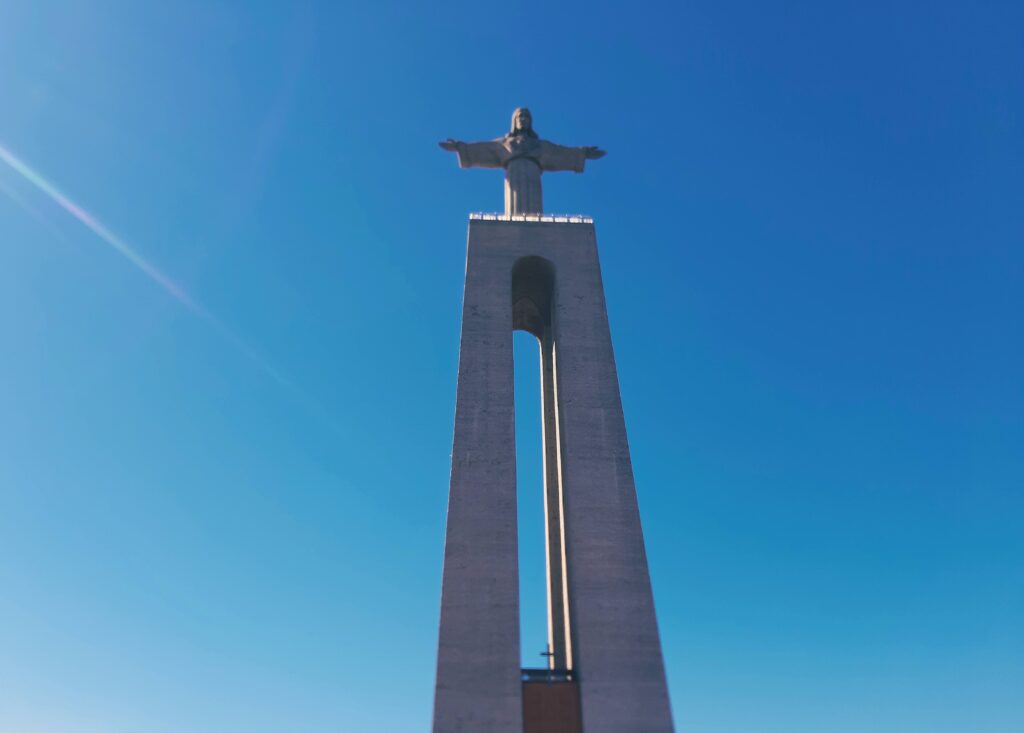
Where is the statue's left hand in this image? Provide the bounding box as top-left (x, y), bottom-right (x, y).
top-left (583, 146), bottom-right (606, 160)
top-left (439, 139), bottom-right (460, 152)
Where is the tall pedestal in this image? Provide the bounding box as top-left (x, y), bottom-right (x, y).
top-left (433, 218), bottom-right (674, 733)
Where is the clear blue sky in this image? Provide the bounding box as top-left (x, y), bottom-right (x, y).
top-left (1, 2), bottom-right (1021, 731)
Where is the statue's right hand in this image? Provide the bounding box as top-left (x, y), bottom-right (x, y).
top-left (438, 139), bottom-right (460, 151)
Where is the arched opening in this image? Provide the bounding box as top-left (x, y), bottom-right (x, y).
top-left (514, 329), bottom-right (548, 668)
top-left (512, 256), bottom-right (553, 339)
top-left (511, 257), bottom-right (572, 674)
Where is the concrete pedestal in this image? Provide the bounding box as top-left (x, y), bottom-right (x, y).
top-left (432, 218), bottom-right (674, 733)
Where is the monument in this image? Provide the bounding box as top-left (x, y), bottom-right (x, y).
top-left (439, 107), bottom-right (606, 216)
top-left (433, 109), bottom-right (674, 733)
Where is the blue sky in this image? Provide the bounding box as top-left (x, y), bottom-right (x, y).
top-left (1, 2), bottom-right (1021, 731)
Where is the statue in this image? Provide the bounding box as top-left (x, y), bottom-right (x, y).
top-left (439, 108), bottom-right (605, 215)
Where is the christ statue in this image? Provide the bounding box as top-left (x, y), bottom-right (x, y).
top-left (439, 108), bottom-right (606, 215)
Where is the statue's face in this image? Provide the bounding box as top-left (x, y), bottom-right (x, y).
top-left (514, 109), bottom-right (532, 132)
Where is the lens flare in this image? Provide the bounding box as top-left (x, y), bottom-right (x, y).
top-left (0, 142), bottom-right (203, 313)
top-left (0, 141), bottom-right (296, 393)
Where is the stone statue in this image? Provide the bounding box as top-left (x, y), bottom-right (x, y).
top-left (439, 107), bottom-right (606, 215)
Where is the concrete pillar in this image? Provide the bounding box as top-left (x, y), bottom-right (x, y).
top-left (432, 229), bottom-right (522, 732)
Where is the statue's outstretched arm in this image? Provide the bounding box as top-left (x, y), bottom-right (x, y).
top-left (538, 140), bottom-right (606, 173)
top-left (438, 139), bottom-right (506, 169)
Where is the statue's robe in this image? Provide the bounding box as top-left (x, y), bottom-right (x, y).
top-left (452, 134), bottom-right (589, 215)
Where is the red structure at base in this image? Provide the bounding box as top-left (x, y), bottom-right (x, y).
top-left (522, 679), bottom-right (582, 733)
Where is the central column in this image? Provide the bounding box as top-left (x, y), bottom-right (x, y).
top-left (540, 332), bottom-right (571, 671)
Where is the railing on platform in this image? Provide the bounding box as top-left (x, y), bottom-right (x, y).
top-left (470, 213), bottom-right (593, 224)
top-left (521, 668), bottom-right (576, 683)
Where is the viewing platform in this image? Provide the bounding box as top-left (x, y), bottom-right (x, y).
top-left (470, 212), bottom-right (593, 224)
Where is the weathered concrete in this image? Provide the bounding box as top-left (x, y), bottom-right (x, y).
top-left (433, 219), bottom-right (673, 733)
top-left (432, 225), bottom-right (523, 733)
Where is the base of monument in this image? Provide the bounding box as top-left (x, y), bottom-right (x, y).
top-left (522, 675), bottom-right (582, 733)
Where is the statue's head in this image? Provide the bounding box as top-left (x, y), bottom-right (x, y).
top-left (510, 107), bottom-right (537, 138)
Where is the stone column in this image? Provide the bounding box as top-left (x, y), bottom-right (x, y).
top-left (432, 229), bottom-right (522, 733)
top-left (549, 225), bottom-right (674, 733)
top-left (540, 331), bottom-right (572, 671)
